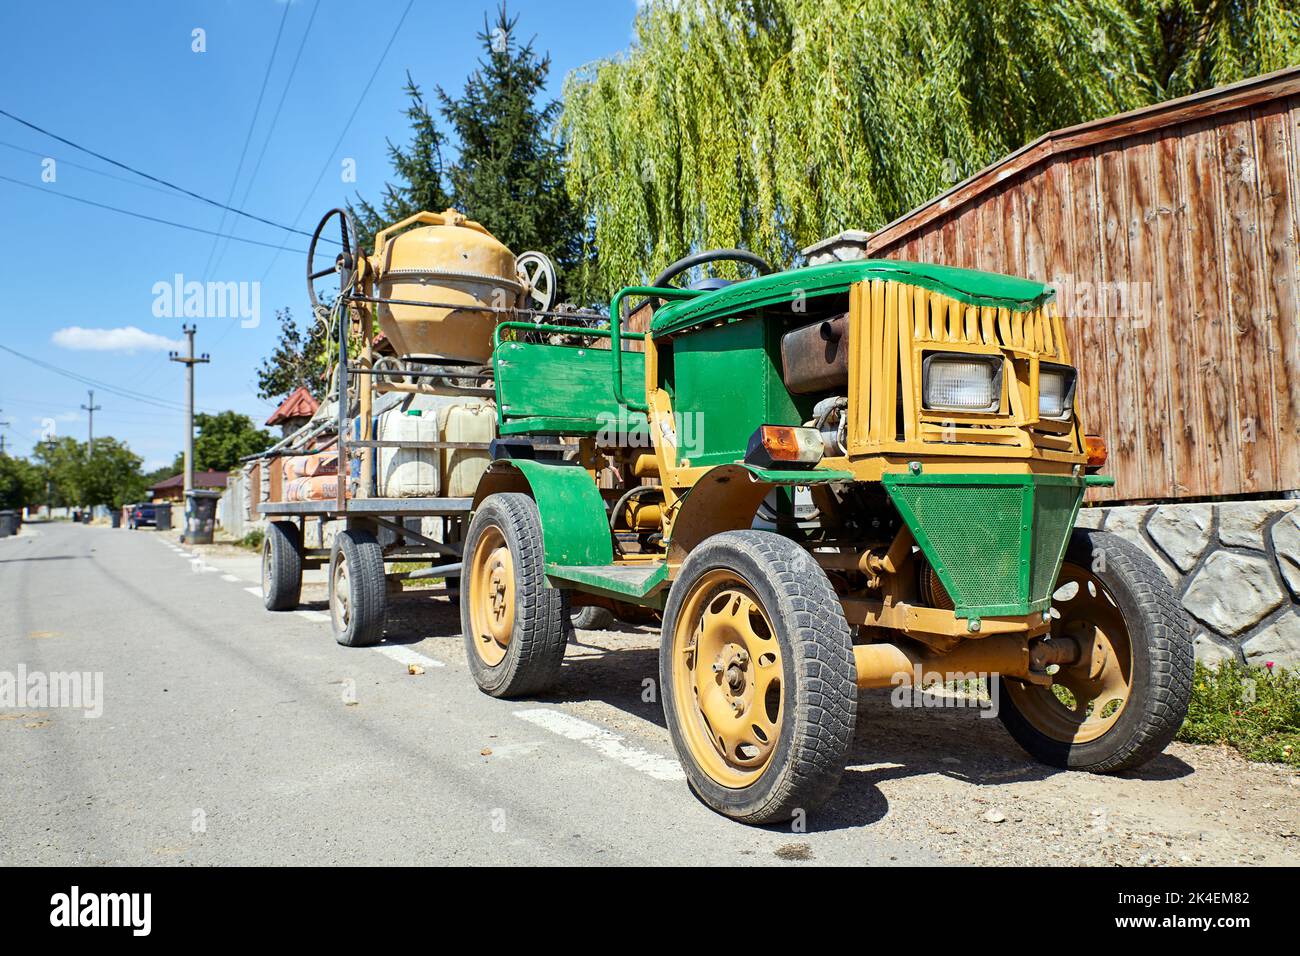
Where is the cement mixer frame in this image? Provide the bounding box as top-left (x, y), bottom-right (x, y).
top-left (251, 207), bottom-right (607, 638)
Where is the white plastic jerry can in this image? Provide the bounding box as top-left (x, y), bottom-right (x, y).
top-left (377, 407), bottom-right (440, 497)
top-left (439, 400), bottom-right (495, 498)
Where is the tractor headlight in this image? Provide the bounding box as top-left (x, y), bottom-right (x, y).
top-left (1038, 363), bottom-right (1077, 420)
top-left (922, 352), bottom-right (1003, 413)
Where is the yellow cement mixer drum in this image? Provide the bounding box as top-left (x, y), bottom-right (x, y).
top-left (370, 209), bottom-right (521, 363)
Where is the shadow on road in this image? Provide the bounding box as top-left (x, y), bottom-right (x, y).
top-left (0, 554), bottom-right (82, 564)
top-left (313, 586), bottom-right (1199, 832)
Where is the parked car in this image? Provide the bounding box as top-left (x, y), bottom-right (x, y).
top-left (128, 503), bottom-right (157, 529)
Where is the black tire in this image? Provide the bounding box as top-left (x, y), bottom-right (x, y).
top-left (571, 605), bottom-right (616, 630)
top-left (262, 520), bottom-right (303, 611)
top-left (461, 493), bottom-right (572, 697)
top-left (329, 529), bottom-right (386, 647)
top-left (659, 530), bottom-right (858, 824)
top-left (995, 528), bottom-right (1193, 772)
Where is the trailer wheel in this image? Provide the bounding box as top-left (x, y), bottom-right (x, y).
top-left (660, 530), bottom-right (858, 824)
top-left (461, 493), bottom-right (571, 697)
top-left (571, 605), bottom-right (616, 630)
top-left (330, 529), bottom-right (386, 647)
top-left (994, 529), bottom-right (1193, 772)
top-left (261, 520), bottom-right (302, 611)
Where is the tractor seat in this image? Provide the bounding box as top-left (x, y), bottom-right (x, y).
top-left (494, 340), bottom-right (650, 443)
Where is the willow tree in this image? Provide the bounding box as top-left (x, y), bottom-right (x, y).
top-left (561, 0), bottom-right (1300, 297)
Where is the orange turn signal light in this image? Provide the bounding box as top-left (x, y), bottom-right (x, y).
top-left (745, 424), bottom-right (824, 468)
top-left (1084, 434), bottom-right (1108, 470)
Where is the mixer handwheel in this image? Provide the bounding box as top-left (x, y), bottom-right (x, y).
top-left (307, 207), bottom-right (360, 315)
top-left (515, 251), bottom-right (557, 314)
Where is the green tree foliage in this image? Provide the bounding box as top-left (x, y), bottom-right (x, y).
top-left (192, 411), bottom-right (273, 472)
top-left (78, 439), bottom-right (147, 509)
top-left (561, 0), bottom-right (1300, 297)
top-left (0, 454), bottom-right (44, 510)
top-left (32, 437), bottom-right (86, 508)
top-left (256, 307), bottom-right (328, 403)
top-left (437, 3), bottom-right (586, 298)
top-left (29, 437), bottom-right (146, 509)
top-left (351, 73), bottom-right (455, 255)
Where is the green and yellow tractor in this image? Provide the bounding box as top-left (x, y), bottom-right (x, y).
top-left (462, 248), bottom-right (1194, 823)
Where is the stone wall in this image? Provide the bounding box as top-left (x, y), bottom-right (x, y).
top-left (1075, 499), bottom-right (1300, 670)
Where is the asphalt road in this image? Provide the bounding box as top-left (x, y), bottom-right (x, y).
top-left (0, 521), bottom-right (930, 866)
top-left (3, 522), bottom-right (1296, 866)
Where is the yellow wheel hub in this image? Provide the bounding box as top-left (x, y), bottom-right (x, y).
top-left (469, 526), bottom-right (515, 666)
top-left (671, 570), bottom-right (783, 788)
top-left (1006, 561), bottom-right (1133, 744)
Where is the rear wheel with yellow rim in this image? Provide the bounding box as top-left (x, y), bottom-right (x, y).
top-left (461, 493), bottom-right (572, 698)
top-left (660, 530), bottom-right (857, 824)
top-left (995, 529), bottom-right (1193, 772)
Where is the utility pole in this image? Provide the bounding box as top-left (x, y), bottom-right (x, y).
top-left (0, 410), bottom-right (9, 455)
top-left (80, 390), bottom-right (101, 454)
top-left (168, 324), bottom-right (209, 494)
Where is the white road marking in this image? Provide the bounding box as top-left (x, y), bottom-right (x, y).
top-left (295, 610), bottom-right (331, 623)
top-left (374, 644), bottom-right (446, 669)
top-left (244, 586), bottom-right (263, 597)
top-left (514, 708), bottom-right (685, 782)
top-left (221, 574), bottom-right (241, 583)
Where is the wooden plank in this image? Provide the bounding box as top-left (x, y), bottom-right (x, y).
top-left (940, 215), bottom-right (960, 269)
top-left (1124, 134), bottom-right (1173, 497)
top-left (1253, 102), bottom-right (1300, 489)
top-left (1217, 115), bottom-right (1276, 492)
top-left (1098, 144), bottom-right (1143, 494)
top-left (977, 194), bottom-right (999, 273)
top-left (1182, 119), bottom-right (1241, 493)
top-left (1069, 151), bottom-right (1115, 500)
top-left (1154, 130), bottom-right (1208, 497)
top-left (1006, 180), bottom-right (1026, 276)
top-left (1039, 158), bottom-right (1073, 290)
top-left (1021, 171), bottom-right (1047, 282)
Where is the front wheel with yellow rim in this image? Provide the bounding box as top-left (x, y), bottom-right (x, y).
top-left (995, 528), bottom-right (1193, 772)
top-left (660, 531), bottom-right (858, 824)
top-left (460, 493), bottom-right (572, 698)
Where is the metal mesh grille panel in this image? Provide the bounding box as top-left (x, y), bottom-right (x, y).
top-left (1030, 483), bottom-right (1082, 603)
top-left (888, 483), bottom-right (1026, 609)
top-left (886, 476), bottom-right (1084, 615)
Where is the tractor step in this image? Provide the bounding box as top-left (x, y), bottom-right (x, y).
top-left (546, 561), bottom-right (668, 607)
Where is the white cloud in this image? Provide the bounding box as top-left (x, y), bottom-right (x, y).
top-left (52, 326), bottom-right (182, 353)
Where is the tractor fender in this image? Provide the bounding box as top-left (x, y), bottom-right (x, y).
top-left (472, 460), bottom-right (613, 566)
top-left (667, 463), bottom-right (852, 564)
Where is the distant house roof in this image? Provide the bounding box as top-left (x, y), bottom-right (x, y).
top-left (265, 386), bottom-right (318, 426)
top-left (149, 470), bottom-right (229, 492)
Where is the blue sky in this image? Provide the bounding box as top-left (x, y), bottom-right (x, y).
top-left (0, 0), bottom-right (638, 470)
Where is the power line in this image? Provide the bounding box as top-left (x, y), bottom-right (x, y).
top-left (0, 174), bottom-right (310, 253)
top-left (257, 0), bottom-right (416, 284)
top-left (0, 139), bottom-right (214, 205)
top-left (202, 0), bottom-right (293, 280)
top-left (0, 342), bottom-right (218, 413)
top-left (213, 0), bottom-right (321, 277)
top-left (0, 106), bottom-right (338, 244)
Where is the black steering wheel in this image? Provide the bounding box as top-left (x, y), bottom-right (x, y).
top-left (651, 248), bottom-right (773, 289)
top-left (306, 207), bottom-right (358, 314)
